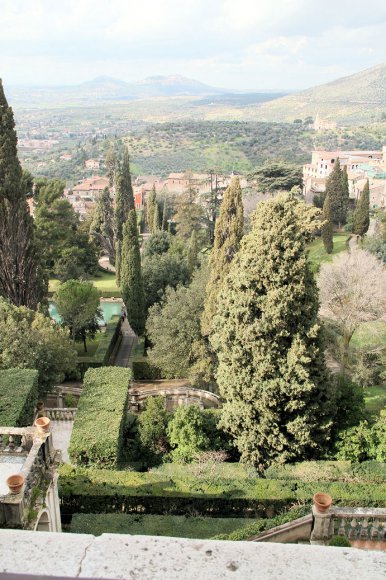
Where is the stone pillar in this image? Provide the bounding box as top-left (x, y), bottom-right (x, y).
top-left (310, 506), bottom-right (333, 545)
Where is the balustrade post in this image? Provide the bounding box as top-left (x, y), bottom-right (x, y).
top-left (310, 507), bottom-right (333, 545)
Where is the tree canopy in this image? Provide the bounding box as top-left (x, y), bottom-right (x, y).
top-left (247, 160), bottom-right (303, 193)
top-left (353, 180), bottom-right (370, 237)
top-left (211, 193), bottom-right (333, 466)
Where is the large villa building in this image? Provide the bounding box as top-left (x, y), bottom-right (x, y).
top-left (303, 146), bottom-right (386, 208)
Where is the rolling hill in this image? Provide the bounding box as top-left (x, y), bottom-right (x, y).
top-left (249, 61), bottom-right (386, 125)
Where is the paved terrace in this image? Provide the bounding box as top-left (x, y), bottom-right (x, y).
top-left (1, 529), bottom-right (385, 579)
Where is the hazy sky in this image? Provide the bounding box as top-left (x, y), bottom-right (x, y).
top-left (1, 0), bottom-right (385, 90)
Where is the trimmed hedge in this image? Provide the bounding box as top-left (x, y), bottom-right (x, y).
top-left (130, 338), bottom-right (162, 380)
top-left (0, 369), bottom-right (39, 426)
top-left (211, 506), bottom-right (310, 541)
top-left (59, 462), bottom-right (386, 518)
top-left (265, 460), bottom-right (386, 484)
top-left (68, 367), bottom-right (131, 469)
top-left (77, 316), bottom-right (122, 377)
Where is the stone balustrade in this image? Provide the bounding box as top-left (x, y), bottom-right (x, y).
top-left (44, 408), bottom-right (77, 421)
top-left (0, 427), bottom-right (34, 455)
top-left (311, 506), bottom-right (386, 545)
top-left (331, 508), bottom-right (386, 542)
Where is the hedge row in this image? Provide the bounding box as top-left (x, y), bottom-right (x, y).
top-left (59, 464), bottom-right (386, 517)
top-left (68, 367), bottom-right (131, 469)
top-left (77, 316), bottom-right (122, 377)
top-left (211, 505), bottom-right (310, 541)
top-left (265, 460), bottom-right (386, 484)
top-left (0, 369), bottom-right (39, 427)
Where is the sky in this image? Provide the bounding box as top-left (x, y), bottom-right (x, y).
top-left (0, 0), bottom-right (385, 91)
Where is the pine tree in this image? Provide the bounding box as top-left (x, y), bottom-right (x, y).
top-left (114, 147), bottom-right (134, 283)
top-left (325, 159), bottom-right (348, 228)
top-left (210, 193), bottom-right (333, 466)
top-left (353, 180), bottom-right (370, 237)
top-left (0, 80), bottom-right (46, 309)
top-left (120, 210), bottom-right (145, 335)
top-left (321, 194), bottom-right (333, 254)
top-left (187, 230), bottom-right (199, 274)
top-left (146, 185), bottom-right (156, 233)
top-left (202, 176), bottom-right (243, 336)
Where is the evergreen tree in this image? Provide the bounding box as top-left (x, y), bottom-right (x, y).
top-left (187, 230), bottom-right (199, 274)
top-left (325, 159), bottom-right (348, 227)
top-left (120, 210), bottom-right (145, 335)
top-left (161, 194), bottom-right (168, 231)
top-left (202, 176), bottom-right (243, 336)
top-left (114, 147), bottom-right (134, 283)
top-left (153, 201), bottom-right (160, 233)
top-left (90, 187), bottom-right (115, 261)
top-left (146, 185), bottom-right (157, 233)
top-left (321, 194), bottom-right (334, 254)
top-left (353, 180), bottom-right (370, 237)
top-left (105, 144), bottom-right (117, 188)
top-left (0, 80), bottom-right (46, 309)
top-left (211, 193), bottom-right (333, 466)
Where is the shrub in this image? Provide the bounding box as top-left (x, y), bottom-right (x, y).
top-left (328, 535), bottom-right (351, 547)
top-left (167, 405), bottom-right (209, 462)
top-left (132, 358), bottom-right (162, 380)
top-left (265, 460), bottom-right (386, 484)
top-left (63, 393), bottom-right (78, 408)
top-left (0, 369), bottom-right (38, 426)
top-left (68, 367), bottom-right (131, 468)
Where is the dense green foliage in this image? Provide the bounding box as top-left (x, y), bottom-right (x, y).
top-left (321, 194), bottom-right (333, 254)
top-left (142, 231), bottom-right (170, 258)
top-left (0, 80), bottom-right (46, 309)
top-left (142, 251), bottom-right (189, 313)
top-left (138, 396), bottom-right (170, 465)
top-left (0, 368), bottom-right (38, 426)
top-left (335, 414), bottom-right (386, 462)
top-left (353, 180), bottom-right (370, 237)
top-left (120, 210), bottom-right (145, 335)
top-left (247, 160), bottom-right (303, 193)
top-left (0, 297), bottom-right (76, 393)
top-left (328, 535), bottom-right (351, 547)
top-left (59, 462), bottom-right (386, 518)
top-left (264, 460), bottom-right (386, 484)
top-left (90, 187), bottom-right (115, 261)
top-left (364, 212), bottom-right (386, 262)
top-left (114, 148), bottom-right (135, 282)
top-left (35, 179), bottom-right (98, 279)
top-left (167, 405), bottom-right (210, 462)
top-left (55, 280), bottom-right (101, 349)
top-left (69, 367), bottom-right (131, 468)
top-left (146, 266), bottom-right (208, 381)
top-left (202, 176), bottom-right (243, 336)
top-left (325, 159), bottom-right (349, 227)
top-left (211, 193), bottom-right (333, 465)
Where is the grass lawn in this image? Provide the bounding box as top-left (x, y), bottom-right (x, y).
top-left (351, 320), bottom-right (386, 351)
top-left (308, 233), bottom-right (350, 272)
top-left (49, 269), bottom-right (120, 297)
top-left (75, 334), bottom-right (102, 358)
top-left (364, 385), bottom-right (386, 417)
top-left (70, 513), bottom-right (253, 538)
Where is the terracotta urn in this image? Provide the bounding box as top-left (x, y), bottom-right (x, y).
top-left (6, 474), bottom-right (25, 495)
top-left (313, 492), bottom-right (333, 514)
top-left (34, 416), bottom-right (51, 433)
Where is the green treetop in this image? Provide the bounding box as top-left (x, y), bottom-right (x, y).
top-left (353, 180), bottom-right (370, 237)
top-left (0, 80), bottom-right (46, 309)
top-left (90, 186), bottom-right (115, 261)
top-left (210, 192), bottom-right (333, 466)
top-left (321, 193), bottom-right (334, 254)
top-left (120, 210), bottom-right (145, 335)
top-left (248, 160), bottom-right (303, 194)
top-left (202, 176), bottom-right (243, 336)
top-left (114, 147), bottom-right (135, 283)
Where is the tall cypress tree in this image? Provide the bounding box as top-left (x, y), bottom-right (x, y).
top-left (153, 202), bottom-right (160, 233)
top-left (0, 80), bottom-right (46, 309)
top-left (211, 193), bottom-right (333, 466)
top-left (90, 187), bottom-right (115, 261)
top-left (161, 194), bottom-right (168, 231)
top-left (321, 194), bottom-right (333, 254)
top-left (202, 176), bottom-right (243, 336)
top-left (114, 147), bottom-right (135, 284)
top-left (325, 159), bottom-right (348, 228)
top-left (146, 185), bottom-right (156, 233)
top-left (353, 180), bottom-right (370, 237)
top-left (187, 230), bottom-right (199, 275)
top-left (120, 209), bottom-right (145, 335)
